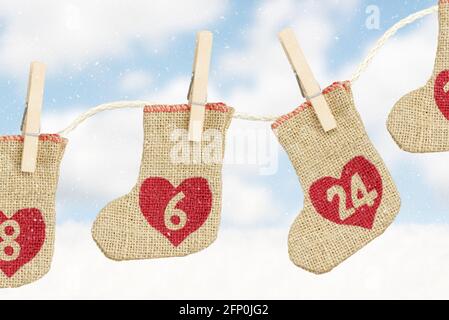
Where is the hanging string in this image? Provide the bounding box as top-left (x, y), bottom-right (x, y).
top-left (57, 101), bottom-right (281, 136)
top-left (58, 101), bottom-right (149, 136)
top-left (350, 4), bottom-right (438, 82)
top-left (58, 5), bottom-right (438, 136)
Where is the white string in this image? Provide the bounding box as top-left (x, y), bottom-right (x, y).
top-left (56, 100), bottom-right (281, 135)
top-left (57, 5), bottom-right (438, 136)
top-left (350, 4), bottom-right (438, 83)
top-left (58, 101), bottom-right (149, 136)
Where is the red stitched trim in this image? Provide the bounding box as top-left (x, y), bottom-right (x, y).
top-left (144, 102), bottom-right (231, 113)
top-left (271, 81), bottom-right (350, 130)
top-left (0, 134), bottom-right (67, 144)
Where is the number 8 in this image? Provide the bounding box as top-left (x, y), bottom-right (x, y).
top-left (0, 220), bottom-right (21, 262)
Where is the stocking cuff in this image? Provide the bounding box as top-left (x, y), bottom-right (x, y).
top-left (0, 134), bottom-right (67, 144)
top-left (144, 102), bottom-right (232, 114)
top-left (143, 102), bottom-right (234, 137)
top-left (0, 134), bottom-right (67, 193)
top-left (272, 81), bottom-right (351, 130)
top-left (271, 80), bottom-right (371, 165)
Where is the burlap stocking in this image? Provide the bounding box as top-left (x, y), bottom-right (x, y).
top-left (0, 134), bottom-right (66, 288)
top-left (388, 0), bottom-right (449, 153)
top-left (272, 82), bottom-right (401, 274)
top-left (92, 103), bottom-right (233, 260)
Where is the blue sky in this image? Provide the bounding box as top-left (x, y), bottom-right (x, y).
top-left (0, 0), bottom-right (446, 227)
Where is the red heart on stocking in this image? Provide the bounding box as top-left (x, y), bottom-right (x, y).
top-left (139, 177), bottom-right (212, 246)
top-left (0, 208), bottom-right (46, 278)
top-left (434, 69), bottom-right (449, 120)
top-left (309, 156), bottom-right (383, 229)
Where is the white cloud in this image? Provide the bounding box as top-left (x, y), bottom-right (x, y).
top-left (222, 174), bottom-right (282, 226)
top-left (43, 106), bottom-right (142, 202)
top-left (0, 0), bottom-right (228, 74)
top-left (346, 14), bottom-right (437, 146)
top-left (120, 71), bottom-right (153, 93)
top-left (1, 222), bottom-right (449, 299)
top-left (221, 0), bottom-right (361, 117)
top-left (415, 153), bottom-right (449, 196)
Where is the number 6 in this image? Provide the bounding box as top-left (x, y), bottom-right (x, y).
top-left (164, 193), bottom-right (188, 231)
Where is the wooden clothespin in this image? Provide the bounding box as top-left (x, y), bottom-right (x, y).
top-left (279, 28), bottom-right (336, 132)
top-left (187, 31), bottom-right (213, 142)
top-left (21, 61), bottom-right (46, 173)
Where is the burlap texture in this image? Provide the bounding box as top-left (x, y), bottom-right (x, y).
top-left (0, 134), bottom-right (67, 288)
top-left (273, 82), bottom-right (401, 274)
top-left (92, 103), bottom-right (234, 260)
top-left (388, 0), bottom-right (449, 153)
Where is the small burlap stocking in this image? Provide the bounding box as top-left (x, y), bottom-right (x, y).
top-left (0, 134), bottom-right (66, 288)
top-left (92, 103), bottom-right (233, 260)
top-left (272, 82), bottom-right (401, 274)
top-left (388, 0), bottom-right (449, 153)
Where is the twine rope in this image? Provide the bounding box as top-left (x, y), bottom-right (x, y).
top-left (58, 5), bottom-right (438, 136)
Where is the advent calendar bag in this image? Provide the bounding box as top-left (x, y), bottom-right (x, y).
top-left (0, 134), bottom-right (66, 288)
top-left (92, 103), bottom-right (233, 260)
top-left (272, 82), bottom-right (401, 274)
top-left (388, 0), bottom-right (449, 152)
